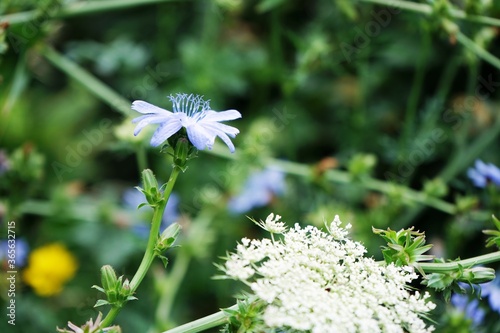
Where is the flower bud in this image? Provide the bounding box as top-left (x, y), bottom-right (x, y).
top-left (121, 278), bottom-right (131, 294)
top-left (105, 326), bottom-right (123, 333)
top-left (100, 265), bottom-right (118, 292)
top-left (141, 169), bottom-right (158, 193)
top-left (455, 195), bottom-right (479, 213)
top-left (174, 137), bottom-right (190, 169)
top-left (139, 169), bottom-right (164, 206)
top-left (460, 266), bottom-right (496, 284)
top-left (347, 153), bottom-right (377, 178)
top-left (158, 223), bottom-right (181, 250)
top-left (423, 178), bottom-right (448, 198)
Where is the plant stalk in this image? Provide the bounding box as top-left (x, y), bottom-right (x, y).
top-left (100, 166), bottom-right (181, 328)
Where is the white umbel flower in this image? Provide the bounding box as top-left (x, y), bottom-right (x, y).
top-left (219, 214), bottom-right (435, 333)
top-left (253, 213), bottom-right (288, 234)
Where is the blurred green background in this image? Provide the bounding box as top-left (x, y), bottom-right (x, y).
top-left (1, 0), bottom-right (500, 332)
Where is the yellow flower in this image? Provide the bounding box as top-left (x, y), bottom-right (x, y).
top-left (23, 243), bottom-right (78, 297)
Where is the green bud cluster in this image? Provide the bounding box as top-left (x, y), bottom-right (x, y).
top-left (423, 178), bottom-right (448, 198)
top-left (373, 226), bottom-right (434, 266)
top-left (92, 265), bottom-right (138, 308)
top-left (221, 298), bottom-right (267, 333)
top-left (423, 264), bottom-right (495, 301)
top-left (136, 169), bottom-right (165, 208)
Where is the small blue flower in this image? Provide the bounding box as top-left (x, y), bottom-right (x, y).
top-left (132, 93), bottom-right (241, 152)
top-left (228, 168), bottom-right (285, 214)
top-left (467, 159), bottom-right (500, 188)
top-left (451, 293), bottom-right (485, 326)
top-left (482, 272), bottom-right (500, 314)
top-left (0, 238), bottom-right (29, 267)
top-left (123, 188), bottom-right (180, 238)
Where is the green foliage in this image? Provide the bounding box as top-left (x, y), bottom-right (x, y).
top-left (373, 226), bottom-right (434, 266)
top-left (92, 265), bottom-right (138, 308)
top-left (423, 263), bottom-right (495, 302)
top-left (136, 169), bottom-right (164, 208)
top-left (2, 0), bottom-right (500, 331)
top-left (155, 222), bottom-right (181, 267)
top-left (221, 298), bottom-right (269, 333)
top-left (483, 215), bottom-right (500, 248)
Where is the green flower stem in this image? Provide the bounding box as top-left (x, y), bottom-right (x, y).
top-left (136, 143), bottom-right (148, 172)
top-left (455, 30), bottom-right (500, 71)
top-left (207, 145), bottom-right (456, 215)
top-left (130, 166), bottom-right (181, 291)
top-left (39, 46), bottom-right (132, 117)
top-left (162, 304), bottom-right (237, 333)
top-left (100, 306), bottom-right (121, 329)
top-left (155, 209), bottom-right (215, 328)
top-left (358, 0), bottom-right (500, 27)
top-left (358, 0), bottom-right (500, 71)
top-left (270, 158), bottom-right (453, 213)
top-left (419, 251), bottom-right (500, 273)
top-left (154, 249), bottom-right (191, 330)
top-left (100, 166), bottom-right (182, 328)
top-left (395, 115), bottom-right (500, 229)
top-left (0, 0), bottom-right (177, 26)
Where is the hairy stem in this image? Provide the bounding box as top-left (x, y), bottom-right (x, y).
top-left (100, 166), bottom-right (181, 328)
top-left (162, 304), bottom-right (237, 333)
top-left (0, 0), bottom-right (177, 25)
top-left (419, 251), bottom-right (500, 273)
top-left (358, 0), bottom-right (500, 27)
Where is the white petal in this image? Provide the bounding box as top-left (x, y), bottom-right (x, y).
top-left (132, 100), bottom-right (172, 115)
top-left (150, 119), bottom-right (183, 146)
top-left (133, 114), bottom-right (172, 136)
top-left (202, 121), bottom-right (240, 137)
top-left (215, 131), bottom-right (236, 152)
top-left (67, 322), bottom-right (84, 333)
top-left (186, 123), bottom-right (214, 150)
top-left (202, 109), bottom-right (241, 122)
top-left (201, 123), bottom-right (237, 152)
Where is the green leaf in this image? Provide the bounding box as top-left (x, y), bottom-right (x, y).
top-left (157, 254), bottom-right (169, 268)
top-left (424, 272), bottom-right (455, 291)
top-left (91, 285), bottom-right (105, 293)
top-left (483, 215), bottom-right (500, 248)
top-left (94, 299), bottom-right (110, 308)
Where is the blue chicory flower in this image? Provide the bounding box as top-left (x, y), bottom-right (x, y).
top-left (451, 293), bottom-right (486, 326)
top-left (467, 159), bottom-right (500, 188)
top-left (228, 167), bottom-right (285, 214)
top-left (123, 188), bottom-right (180, 238)
top-left (482, 273), bottom-right (500, 314)
top-left (0, 238), bottom-right (29, 267)
top-left (132, 93), bottom-right (241, 152)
